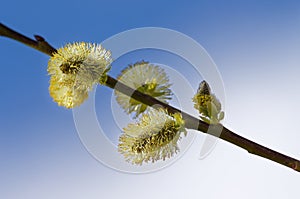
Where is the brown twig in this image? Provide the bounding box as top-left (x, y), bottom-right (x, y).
top-left (1, 22), bottom-right (300, 172)
top-left (0, 23), bottom-right (56, 56)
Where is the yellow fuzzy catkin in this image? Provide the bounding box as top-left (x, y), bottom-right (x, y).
top-left (115, 61), bottom-right (172, 117)
top-left (118, 108), bottom-right (186, 165)
top-left (47, 42), bottom-right (112, 108)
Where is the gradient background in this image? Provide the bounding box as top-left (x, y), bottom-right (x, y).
top-left (1, 0), bottom-right (300, 198)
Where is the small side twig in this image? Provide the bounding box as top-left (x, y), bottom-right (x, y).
top-left (0, 23), bottom-right (56, 56)
top-left (1, 23), bottom-right (300, 172)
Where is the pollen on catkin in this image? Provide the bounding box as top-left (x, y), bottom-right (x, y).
top-left (118, 108), bottom-right (186, 165)
top-left (115, 61), bottom-right (172, 117)
top-left (47, 42), bottom-right (112, 108)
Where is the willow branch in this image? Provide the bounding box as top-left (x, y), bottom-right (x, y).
top-left (1, 23), bottom-right (299, 172)
top-left (0, 23), bottom-right (56, 55)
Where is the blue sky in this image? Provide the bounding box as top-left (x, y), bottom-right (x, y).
top-left (1, 1), bottom-right (300, 198)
